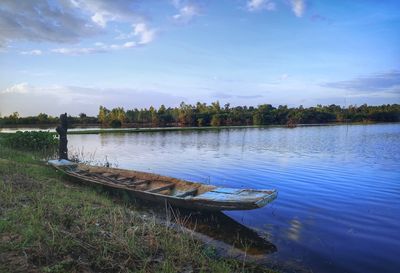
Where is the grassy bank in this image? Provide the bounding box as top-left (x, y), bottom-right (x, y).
top-left (0, 146), bottom-right (276, 273)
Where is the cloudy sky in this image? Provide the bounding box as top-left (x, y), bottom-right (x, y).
top-left (0, 0), bottom-right (399, 116)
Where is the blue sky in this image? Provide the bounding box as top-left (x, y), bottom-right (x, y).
top-left (0, 0), bottom-right (399, 116)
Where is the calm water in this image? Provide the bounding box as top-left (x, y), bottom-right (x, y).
top-left (66, 124), bottom-right (400, 273)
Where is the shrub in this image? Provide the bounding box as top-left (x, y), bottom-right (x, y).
top-left (109, 119), bottom-right (122, 128)
top-left (210, 115), bottom-right (222, 127)
top-left (1, 131), bottom-right (58, 151)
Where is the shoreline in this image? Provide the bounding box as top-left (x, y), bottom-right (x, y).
top-left (1, 121), bottom-right (398, 135)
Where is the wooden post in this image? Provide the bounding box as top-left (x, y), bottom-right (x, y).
top-left (56, 113), bottom-right (68, 160)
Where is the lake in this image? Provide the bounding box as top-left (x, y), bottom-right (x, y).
top-left (67, 123), bottom-right (400, 273)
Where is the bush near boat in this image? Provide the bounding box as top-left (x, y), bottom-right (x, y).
top-left (0, 141), bottom-right (277, 273)
top-left (1, 131), bottom-right (58, 151)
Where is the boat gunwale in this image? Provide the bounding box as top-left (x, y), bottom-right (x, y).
top-left (50, 161), bottom-right (277, 210)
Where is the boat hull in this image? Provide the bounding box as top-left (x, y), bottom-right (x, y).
top-left (48, 159), bottom-right (277, 211)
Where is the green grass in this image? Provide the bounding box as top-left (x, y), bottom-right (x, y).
top-left (0, 145), bottom-right (277, 273)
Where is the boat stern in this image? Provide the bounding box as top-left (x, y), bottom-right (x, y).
top-left (191, 188), bottom-right (278, 210)
top-left (255, 189), bottom-right (278, 208)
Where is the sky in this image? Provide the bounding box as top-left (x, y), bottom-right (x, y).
top-left (0, 0), bottom-right (399, 116)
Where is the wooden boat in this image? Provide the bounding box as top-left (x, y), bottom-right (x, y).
top-left (48, 159), bottom-right (277, 211)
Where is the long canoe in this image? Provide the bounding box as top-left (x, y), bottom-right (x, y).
top-left (48, 159), bottom-right (277, 211)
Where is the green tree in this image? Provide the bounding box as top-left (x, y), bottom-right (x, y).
top-left (98, 106), bottom-right (110, 125)
top-left (37, 113), bottom-right (48, 123)
top-left (178, 102), bottom-right (194, 126)
top-left (211, 115), bottom-right (221, 127)
top-left (149, 106), bottom-right (159, 126)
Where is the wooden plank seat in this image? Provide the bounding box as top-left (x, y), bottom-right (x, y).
top-left (65, 168), bottom-right (90, 177)
top-left (64, 169), bottom-right (121, 186)
top-left (65, 169), bottom-right (148, 187)
top-left (102, 172), bottom-right (118, 178)
top-left (90, 173), bottom-right (120, 184)
top-left (147, 183), bottom-right (175, 193)
top-left (95, 174), bottom-right (149, 187)
top-left (117, 176), bottom-right (131, 181)
top-left (174, 188), bottom-right (198, 198)
top-left (130, 179), bottom-right (150, 186)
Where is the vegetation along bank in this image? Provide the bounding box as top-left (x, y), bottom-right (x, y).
top-left (1, 103), bottom-right (399, 128)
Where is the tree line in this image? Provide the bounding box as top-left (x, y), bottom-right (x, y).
top-left (0, 112), bottom-right (97, 126)
top-left (1, 102), bottom-right (399, 127)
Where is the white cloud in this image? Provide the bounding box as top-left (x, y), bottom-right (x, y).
top-left (123, 41), bottom-right (137, 48)
top-left (322, 71), bottom-right (400, 94)
top-left (280, 74), bottom-right (289, 80)
top-left (91, 12), bottom-right (110, 28)
top-left (0, 0), bottom-right (145, 47)
top-left (51, 39), bottom-right (139, 55)
top-left (247, 0), bottom-right (276, 12)
top-left (0, 0), bottom-right (308, 50)
top-left (20, 49), bottom-right (42, 56)
top-left (291, 0), bottom-right (305, 17)
top-left (115, 22), bottom-right (156, 43)
top-left (133, 23), bottom-right (156, 45)
top-left (173, 4), bottom-right (200, 22)
top-left (0, 83), bottom-right (185, 116)
top-left (51, 21), bottom-right (155, 55)
top-left (68, 0), bottom-right (144, 27)
top-left (52, 47), bottom-right (106, 55)
top-left (115, 30), bottom-right (133, 40)
top-left (0, 0), bottom-right (100, 46)
top-left (1, 83), bottom-right (30, 94)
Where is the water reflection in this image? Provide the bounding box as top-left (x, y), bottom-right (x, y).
top-left (127, 198), bottom-right (277, 256)
top-left (175, 209), bottom-right (277, 256)
top-left (287, 218), bottom-right (302, 242)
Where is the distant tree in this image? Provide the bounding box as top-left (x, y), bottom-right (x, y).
top-left (3, 103), bottom-right (399, 128)
top-left (178, 102), bottom-right (195, 126)
top-left (253, 111), bottom-right (262, 125)
top-left (149, 106), bottom-right (159, 126)
top-left (98, 106), bottom-right (110, 124)
top-left (197, 118), bottom-right (205, 127)
top-left (224, 103), bottom-right (230, 111)
top-left (211, 115), bottom-right (222, 127)
top-left (110, 107), bottom-right (127, 124)
top-left (211, 101), bottom-right (221, 113)
top-left (10, 112), bottom-right (19, 120)
top-left (37, 113), bottom-right (48, 123)
top-left (109, 119), bottom-right (122, 128)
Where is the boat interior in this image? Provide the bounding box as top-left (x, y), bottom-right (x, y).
top-left (64, 164), bottom-right (217, 198)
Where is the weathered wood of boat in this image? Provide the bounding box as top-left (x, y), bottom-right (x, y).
top-left (48, 159), bottom-right (277, 211)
